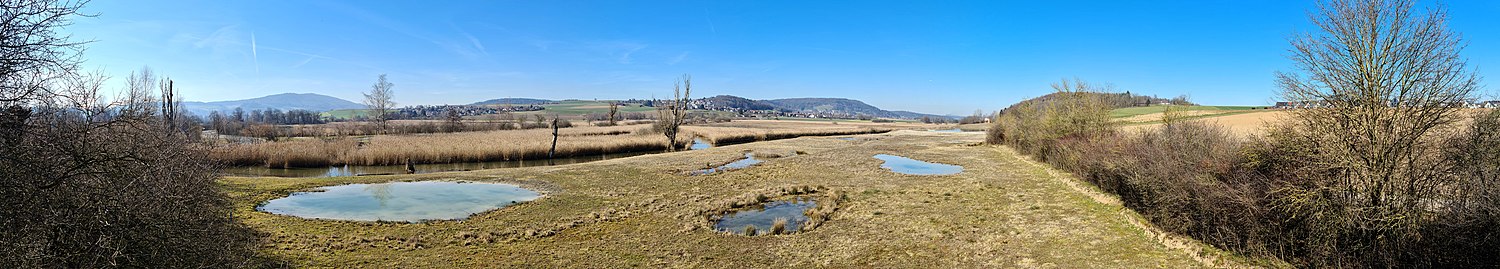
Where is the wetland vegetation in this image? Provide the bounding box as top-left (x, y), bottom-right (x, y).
top-left (7, 0), bottom-right (1498, 268)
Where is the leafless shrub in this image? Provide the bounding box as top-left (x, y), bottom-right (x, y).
top-left (1267, 0), bottom-right (1483, 266)
top-left (989, 78), bottom-right (1116, 158)
top-left (1, 2), bottom-right (276, 266)
top-left (4, 76), bottom-right (278, 267)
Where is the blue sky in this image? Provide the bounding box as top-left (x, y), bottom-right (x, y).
top-left (68, 1), bottom-right (1499, 116)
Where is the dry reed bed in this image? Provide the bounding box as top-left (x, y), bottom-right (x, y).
top-left (214, 122), bottom-right (918, 168)
top-left (213, 125), bottom-right (687, 168)
top-left (685, 124), bottom-right (894, 145)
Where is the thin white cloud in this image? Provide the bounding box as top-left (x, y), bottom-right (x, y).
top-left (668, 51), bottom-right (690, 65)
top-left (592, 41), bottom-right (648, 64)
top-left (321, 2), bottom-right (492, 60)
top-left (703, 7), bottom-right (717, 35)
top-left (463, 33), bottom-right (488, 57)
top-left (291, 57), bottom-right (316, 69)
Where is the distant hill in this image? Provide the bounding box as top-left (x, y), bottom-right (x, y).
top-left (697, 95), bottom-right (949, 119)
top-left (471, 98), bottom-right (553, 105)
top-left (1001, 92), bottom-right (1194, 114)
top-left (183, 93), bottom-right (363, 116)
top-left (702, 95), bottom-right (776, 111)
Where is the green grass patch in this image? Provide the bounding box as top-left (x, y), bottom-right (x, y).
top-left (323, 109), bottom-right (374, 119)
top-left (525, 100), bottom-right (657, 116)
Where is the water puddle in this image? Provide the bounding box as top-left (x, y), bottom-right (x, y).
top-left (929, 128), bottom-right (963, 133)
top-left (691, 153), bottom-right (762, 175)
top-left (714, 198), bottom-right (816, 235)
top-left (257, 181), bottom-right (541, 222)
top-left (874, 154), bottom-right (963, 175)
top-left (226, 151), bottom-right (657, 178)
top-left (689, 138), bottom-right (713, 150)
top-left (835, 137), bottom-right (857, 141)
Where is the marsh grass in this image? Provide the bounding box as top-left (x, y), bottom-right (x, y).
top-left (223, 129), bottom-right (1218, 267)
top-left (686, 125), bottom-right (893, 145)
top-left (213, 125), bottom-right (689, 167)
top-left (215, 121), bottom-right (919, 168)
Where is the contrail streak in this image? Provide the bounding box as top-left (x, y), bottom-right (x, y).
top-left (251, 32), bottom-right (260, 74)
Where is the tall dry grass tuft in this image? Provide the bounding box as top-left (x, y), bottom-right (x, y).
top-left (770, 218), bottom-right (788, 235)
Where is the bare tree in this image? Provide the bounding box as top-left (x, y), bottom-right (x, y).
top-left (607, 101), bottom-right (621, 125)
top-left (159, 76), bottom-right (183, 132)
top-left (444, 107), bottom-right (464, 132)
top-left (0, 0), bottom-right (88, 106)
top-left (656, 74), bottom-right (692, 151)
top-left (123, 66), bottom-right (157, 117)
top-left (1273, 0), bottom-right (1481, 264)
top-left (363, 74), bottom-right (396, 131)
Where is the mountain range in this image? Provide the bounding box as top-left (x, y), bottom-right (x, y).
top-left (182, 93), bottom-right (364, 116)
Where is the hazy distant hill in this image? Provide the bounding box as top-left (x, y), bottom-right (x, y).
top-left (702, 95), bottom-right (776, 111)
top-left (698, 95), bottom-right (949, 119)
top-left (471, 98), bottom-right (553, 105)
top-left (183, 93), bottom-right (363, 116)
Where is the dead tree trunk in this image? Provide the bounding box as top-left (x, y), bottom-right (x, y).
top-left (548, 116), bottom-right (560, 159)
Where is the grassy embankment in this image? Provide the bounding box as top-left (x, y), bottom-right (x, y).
top-left (224, 130), bottom-right (1240, 267)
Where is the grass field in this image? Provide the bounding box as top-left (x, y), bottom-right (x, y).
top-left (1121, 110), bottom-right (1287, 137)
top-left (223, 130), bottom-right (1249, 267)
top-left (1108, 105), bottom-right (1262, 118)
top-left (1110, 105), bottom-right (1275, 125)
top-left (323, 109), bottom-right (374, 119)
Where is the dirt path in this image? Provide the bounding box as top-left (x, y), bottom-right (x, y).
top-left (224, 130), bottom-right (1238, 268)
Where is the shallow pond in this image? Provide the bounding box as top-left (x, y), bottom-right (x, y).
top-left (257, 181), bottom-right (541, 222)
top-left (714, 197), bottom-right (816, 235)
top-left (874, 154), bottom-right (964, 175)
top-left (929, 128), bottom-right (963, 133)
top-left (835, 137), bottom-right (857, 141)
top-left (226, 151), bottom-right (657, 178)
top-left (691, 153), bottom-right (762, 175)
top-left (689, 138), bottom-right (713, 150)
